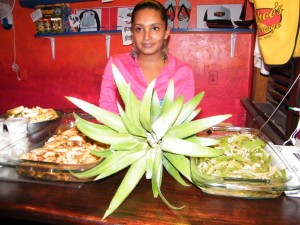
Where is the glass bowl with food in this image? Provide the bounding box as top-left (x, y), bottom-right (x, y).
top-left (0, 118), bottom-right (108, 182)
top-left (4, 105), bottom-right (63, 134)
top-left (191, 127), bottom-right (300, 199)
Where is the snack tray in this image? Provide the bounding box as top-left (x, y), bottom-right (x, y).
top-left (191, 126), bottom-right (300, 199)
top-left (0, 117), bottom-right (102, 183)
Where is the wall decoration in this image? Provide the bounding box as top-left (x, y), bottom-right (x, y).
top-left (75, 8), bottom-right (101, 32)
top-left (117, 7), bottom-right (133, 30)
top-left (121, 18), bottom-right (132, 45)
top-left (178, 0), bottom-right (191, 29)
top-left (164, 0), bottom-right (176, 28)
top-left (197, 4), bottom-right (242, 28)
top-left (68, 14), bottom-right (80, 32)
top-left (117, 7), bottom-right (133, 45)
top-left (73, 6), bottom-right (134, 32)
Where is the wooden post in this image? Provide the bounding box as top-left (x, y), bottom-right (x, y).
top-left (251, 67), bottom-right (268, 102)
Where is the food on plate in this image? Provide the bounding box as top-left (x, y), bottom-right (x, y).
top-left (6, 105), bottom-right (25, 115)
top-left (196, 133), bottom-right (286, 180)
top-left (6, 106), bottom-right (59, 123)
top-left (20, 126), bottom-right (106, 164)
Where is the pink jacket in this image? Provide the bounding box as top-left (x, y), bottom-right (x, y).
top-left (99, 53), bottom-right (195, 114)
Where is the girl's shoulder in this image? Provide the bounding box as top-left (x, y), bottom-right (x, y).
top-left (110, 53), bottom-right (133, 65)
top-left (168, 54), bottom-right (192, 72)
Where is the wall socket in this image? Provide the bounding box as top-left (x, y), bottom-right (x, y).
top-left (208, 70), bottom-right (218, 85)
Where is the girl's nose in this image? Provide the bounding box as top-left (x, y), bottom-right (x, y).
top-left (143, 29), bottom-right (150, 40)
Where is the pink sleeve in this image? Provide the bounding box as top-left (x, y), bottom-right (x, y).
top-left (99, 57), bottom-right (119, 114)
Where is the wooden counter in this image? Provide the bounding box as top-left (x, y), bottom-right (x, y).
top-left (0, 167), bottom-right (299, 225)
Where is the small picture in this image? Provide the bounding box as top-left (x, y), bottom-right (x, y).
top-left (117, 7), bottom-right (133, 30)
top-left (75, 8), bottom-right (102, 32)
top-left (121, 18), bottom-right (132, 45)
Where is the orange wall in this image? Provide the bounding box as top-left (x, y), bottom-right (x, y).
top-left (0, 0), bottom-right (255, 126)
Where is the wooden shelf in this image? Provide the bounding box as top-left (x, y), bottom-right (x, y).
top-left (172, 28), bottom-right (255, 33)
top-left (35, 30), bottom-right (121, 37)
top-left (34, 28), bottom-right (255, 38)
top-left (19, 0), bottom-right (98, 8)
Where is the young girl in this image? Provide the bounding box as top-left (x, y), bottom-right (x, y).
top-left (99, 0), bottom-right (195, 114)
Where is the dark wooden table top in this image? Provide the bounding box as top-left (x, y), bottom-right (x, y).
top-left (0, 167), bottom-right (299, 225)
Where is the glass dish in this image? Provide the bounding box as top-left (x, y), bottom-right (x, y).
top-left (0, 116), bottom-right (107, 182)
top-left (15, 159), bottom-right (101, 182)
top-left (5, 117), bottom-right (28, 134)
top-left (191, 126), bottom-right (300, 199)
top-left (2, 109), bottom-right (63, 134)
top-left (26, 110), bottom-right (63, 134)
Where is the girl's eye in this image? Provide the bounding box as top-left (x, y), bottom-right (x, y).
top-left (152, 26), bottom-right (160, 31)
top-left (134, 27), bottom-right (142, 32)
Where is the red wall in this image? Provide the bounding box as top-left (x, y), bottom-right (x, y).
top-left (0, 0), bottom-right (255, 127)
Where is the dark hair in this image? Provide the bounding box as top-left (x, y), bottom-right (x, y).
top-left (131, 0), bottom-right (168, 28)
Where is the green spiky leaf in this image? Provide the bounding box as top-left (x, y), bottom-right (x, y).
top-left (66, 97), bottom-right (127, 133)
top-left (103, 156), bottom-right (146, 219)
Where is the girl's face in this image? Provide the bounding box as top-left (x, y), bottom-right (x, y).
top-left (131, 8), bottom-right (170, 58)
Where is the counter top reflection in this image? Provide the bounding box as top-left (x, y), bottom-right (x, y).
top-left (0, 167), bottom-right (299, 225)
